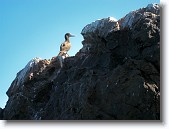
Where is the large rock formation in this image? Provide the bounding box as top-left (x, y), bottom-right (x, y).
top-left (2, 3), bottom-right (160, 120)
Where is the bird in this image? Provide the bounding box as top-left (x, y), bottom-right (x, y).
top-left (58, 33), bottom-right (75, 57)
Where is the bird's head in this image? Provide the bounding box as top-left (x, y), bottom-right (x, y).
top-left (65, 33), bottom-right (75, 38)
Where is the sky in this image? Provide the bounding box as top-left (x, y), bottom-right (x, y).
top-left (0, 0), bottom-right (160, 108)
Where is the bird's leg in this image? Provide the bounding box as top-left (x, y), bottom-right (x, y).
top-left (66, 53), bottom-right (69, 57)
top-left (61, 51), bottom-right (69, 58)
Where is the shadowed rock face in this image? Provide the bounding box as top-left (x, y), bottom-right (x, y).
top-left (0, 108), bottom-right (3, 119)
top-left (2, 4), bottom-right (160, 120)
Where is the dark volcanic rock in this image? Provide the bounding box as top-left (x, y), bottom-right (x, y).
top-left (0, 108), bottom-right (3, 120)
top-left (3, 4), bottom-right (160, 120)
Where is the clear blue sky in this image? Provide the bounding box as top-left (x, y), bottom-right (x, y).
top-left (0, 0), bottom-right (160, 108)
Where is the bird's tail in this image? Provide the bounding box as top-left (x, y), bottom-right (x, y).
top-left (57, 51), bottom-right (69, 57)
top-left (57, 51), bottom-right (69, 68)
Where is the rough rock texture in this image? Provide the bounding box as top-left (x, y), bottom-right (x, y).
top-left (6, 57), bottom-right (50, 97)
top-left (119, 3), bottom-right (160, 29)
top-left (2, 4), bottom-right (160, 120)
top-left (81, 17), bottom-right (119, 39)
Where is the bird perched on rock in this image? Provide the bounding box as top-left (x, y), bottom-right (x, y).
top-left (58, 33), bottom-right (75, 57)
top-left (57, 33), bottom-right (75, 67)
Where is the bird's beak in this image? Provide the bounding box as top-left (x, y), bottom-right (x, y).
top-left (70, 34), bottom-right (75, 37)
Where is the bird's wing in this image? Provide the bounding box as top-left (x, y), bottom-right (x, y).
top-left (60, 42), bottom-right (71, 52)
top-left (60, 42), bottom-right (65, 51)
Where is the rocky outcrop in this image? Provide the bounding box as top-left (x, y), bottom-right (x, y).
top-left (6, 58), bottom-right (50, 97)
top-left (119, 3), bottom-right (160, 29)
top-left (81, 17), bottom-right (119, 38)
top-left (3, 3), bottom-right (160, 120)
top-left (0, 108), bottom-right (3, 120)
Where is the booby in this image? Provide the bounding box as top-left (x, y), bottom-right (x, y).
top-left (57, 33), bottom-right (75, 67)
top-left (58, 33), bottom-right (75, 56)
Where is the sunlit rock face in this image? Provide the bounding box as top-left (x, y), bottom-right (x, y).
top-left (118, 3), bottom-right (160, 29)
top-left (6, 58), bottom-right (50, 97)
top-left (81, 17), bottom-right (119, 38)
top-left (2, 4), bottom-right (160, 120)
top-left (80, 17), bottom-right (119, 55)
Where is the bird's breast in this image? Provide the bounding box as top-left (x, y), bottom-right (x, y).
top-left (60, 41), bottom-right (71, 51)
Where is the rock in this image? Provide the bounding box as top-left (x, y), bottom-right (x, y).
top-left (146, 3), bottom-right (160, 14)
top-left (41, 58), bottom-right (159, 120)
top-left (80, 17), bottom-right (120, 55)
top-left (6, 58), bottom-right (51, 97)
top-left (118, 3), bottom-right (160, 29)
top-left (81, 17), bottom-right (119, 38)
top-left (2, 4), bottom-right (160, 120)
top-left (0, 108), bottom-right (3, 120)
